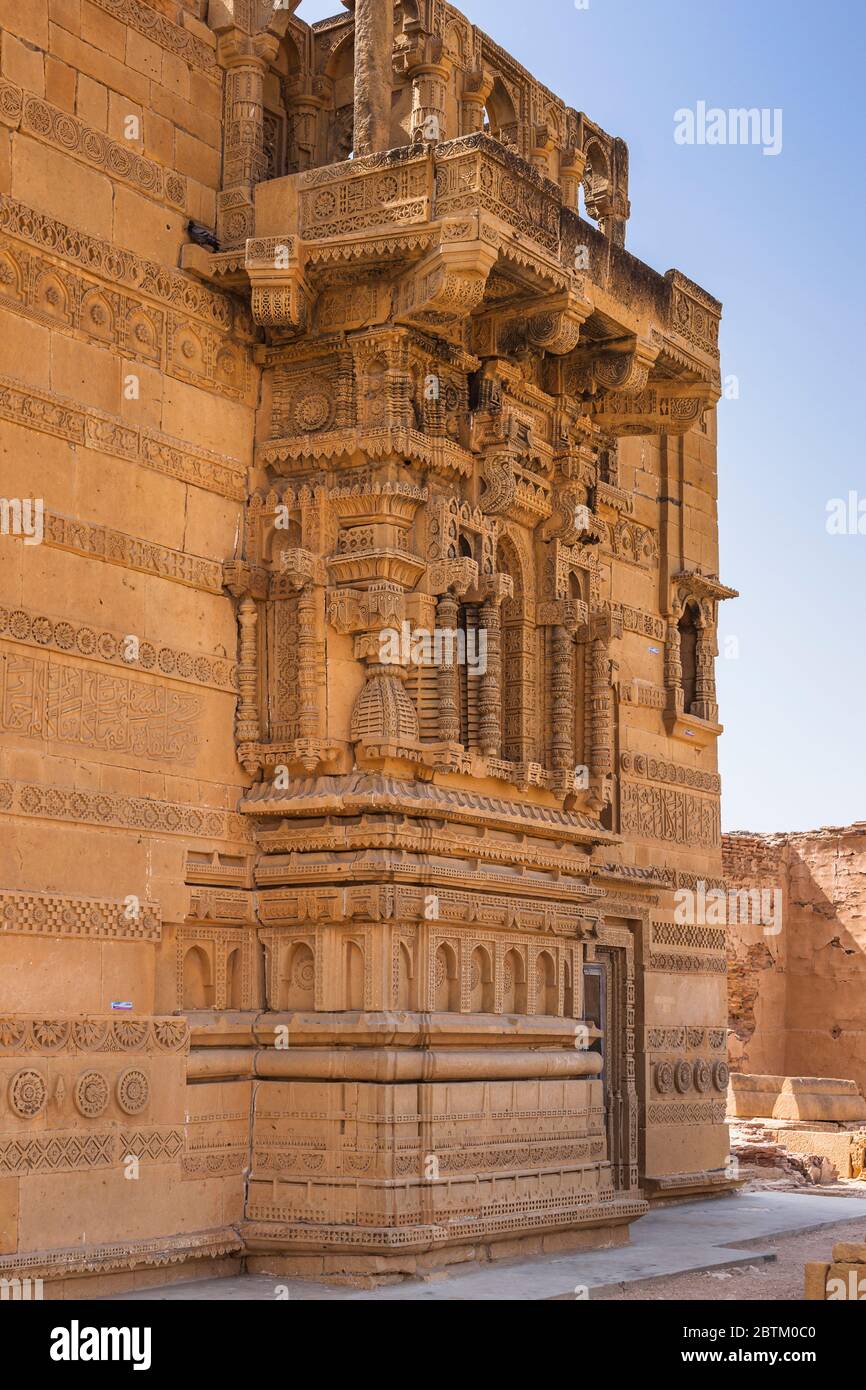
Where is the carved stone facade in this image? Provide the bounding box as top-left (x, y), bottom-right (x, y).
top-left (0, 0), bottom-right (734, 1289)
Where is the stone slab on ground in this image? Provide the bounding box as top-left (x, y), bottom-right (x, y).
top-left (104, 1191), bottom-right (866, 1301)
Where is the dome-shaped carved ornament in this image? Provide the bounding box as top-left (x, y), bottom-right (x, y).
top-left (350, 672), bottom-right (419, 743)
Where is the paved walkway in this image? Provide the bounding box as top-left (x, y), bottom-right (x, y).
top-left (107, 1190), bottom-right (866, 1300)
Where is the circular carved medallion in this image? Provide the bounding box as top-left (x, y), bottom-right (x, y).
top-left (654, 1061), bottom-right (674, 1094)
top-left (693, 1058), bottom-right (712, 1094)
top-left (674, 1059), bottom-right (693, 1094)
top-left (74, 1070), bottom-right (109, 1118)
top-left (713, 1060), bottom-right (730, 1093)
top-left (116, 1068), bottom-right (150, 1115)
top-left (10, 1068), bottom-right (48, 1118)
top-left (292, 388), bottom-right (333, 433)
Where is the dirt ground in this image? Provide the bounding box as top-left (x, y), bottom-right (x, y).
top-left (594, 1215), bottom-right (866, 1301)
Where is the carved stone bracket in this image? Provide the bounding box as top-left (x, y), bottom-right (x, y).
top-left (246, 236), bottom-right (311, 336)
top-left (327, 582), bottom-right (405, 636)
top-left (429, 556), bottom-right (478, 597)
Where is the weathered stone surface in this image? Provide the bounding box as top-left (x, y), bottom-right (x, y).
top-left (729, 1073), bottom-right (866, 1123)
top-left (725, 826), bottom-right (866, 1093)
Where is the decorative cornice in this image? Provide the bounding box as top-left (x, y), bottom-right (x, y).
top-left (27, 511), bottom-right (225, 594)
top-left (0, 194), bottom-right (249, 336)
top-left (0, 602), bottom-right (237, 694)
top-left (89, 0), bottom-right (219, 76)
top-left (0, 374), bottom-right (246, 501)
top-left (0, 81), bottom-right (187, 212)
top-left (0, 1228), bottom-right (242, 1281)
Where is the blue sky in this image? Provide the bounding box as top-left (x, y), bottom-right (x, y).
top-left (295, 0), bottom-right (865, 832)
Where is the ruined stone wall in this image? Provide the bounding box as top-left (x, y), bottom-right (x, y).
top-left (724, 825), bottom-right (866, 1096)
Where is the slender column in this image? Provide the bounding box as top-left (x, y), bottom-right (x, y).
top-left (588, 636), bottom-right (613, 780)
top-left (693, 622), bottom-right (719, 722)
top-left (236, 597), bottom-right (260, 745)
top-left (216, 31), bottom-right (278, 246)
top-left (409, 58), bottom-right (450, 144)
top-left (436, 591), bottom-right (461, 744)
top-left (665, 619), bottom-right (684, 716)
top-left (478, 593), bottom-right (501, 758)
top-left (352, 0), bottom-right (394, 156)
top-left (550, 624), bottom-right (575, 770)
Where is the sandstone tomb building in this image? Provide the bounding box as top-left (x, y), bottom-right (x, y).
top-left (0, 0), bottom-right (735, 1289)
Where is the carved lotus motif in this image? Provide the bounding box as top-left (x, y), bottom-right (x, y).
top-left (31, 1020), bottom-right (70, 1052)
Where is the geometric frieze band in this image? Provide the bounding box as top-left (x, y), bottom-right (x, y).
top-left (0, 81), bottom-right (187, 211)
top-left (645, 1027), bottom-right (727, 1050)
top-left (0, 779), bottom-right (250, 843)
top-left (0, 374), bottom-right (246, 501)
top-left (89, 0), bottom-right (219, 77)
top-left (0, 603), bottom-right (237, 693)
top-left (0, 1017), bottom-right (187, 1049)
top-left (0, 892), bottom-right (162, 942)
top-left (646, 1102), bottom-right (728, 1126)
top-left (620, 780), bottom-right (721, 848)
top-left (257, 882), bottom-right (600, 934)
top-left (651, 921), bottom-right (726, 952)
top-left (0, 242), bottom-right (252, 402)
top-left (0, 653), bottom-right (202, 765)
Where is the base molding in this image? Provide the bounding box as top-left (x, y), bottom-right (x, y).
top-left (0, 1227), bottom-right (243, 1295)
top-left (245, 1210), bottom-right (639, 1284)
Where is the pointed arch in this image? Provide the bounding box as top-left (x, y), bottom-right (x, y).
top-left (434, 942), bottom-right (460, 1012)
top-left (502, 947), bottom-right (527, 1014)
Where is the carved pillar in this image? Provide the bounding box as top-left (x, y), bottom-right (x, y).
top-left (288, 89), bottom-right (326, 173)
top-left (580, 610), bottom-right (620, 811)
top-left (436, 590), bottom-right (461, 745)
top-left (237, 597), bottom-right (261, 747)
top-left (295, 583), bottom-right (321, 745)
top-left (478, 590), bottom-right (501, 759)
top-left (559, 145), bottom-right (587, 213)
top-left (588, 634), bottom-right (613, 781)
top-left (692, 617), bottom-right (719, 723)
top-left (531, 124), bottom-right (556, 178)
top-left (665, 619), bottom-right (684, 717)
top-left (409, 53), bottom-right (451, 144)
top-left (351, 0), bottom-right (394, 157)
top-left (217, 30), bottom-right (279, 247)
top-left (280, 549), bottom-right (328, 769)
top-left (550, 624), bottom-right (575, 771)
top-left (461, 68), bottom-right (493, 137)
top-left (224, 559), bottom-right (268, 776)
top-left (538, 599), bottom-right (582, 773)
